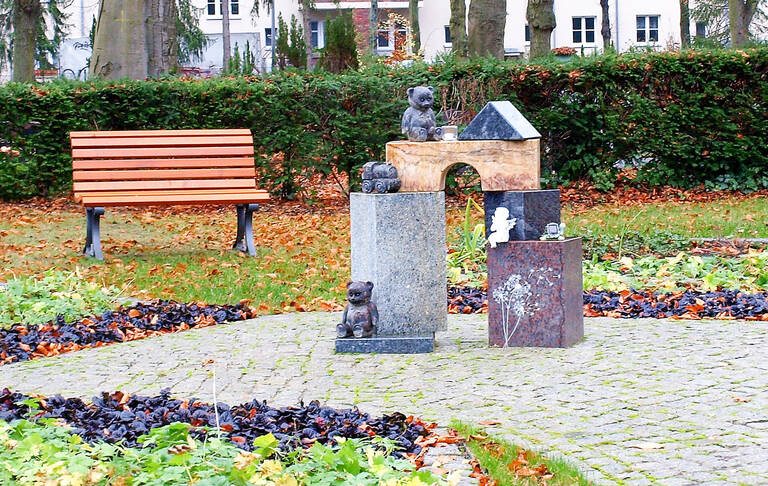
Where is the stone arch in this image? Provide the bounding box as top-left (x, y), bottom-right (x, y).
top-left (386, 139), bottom-right (541, 192)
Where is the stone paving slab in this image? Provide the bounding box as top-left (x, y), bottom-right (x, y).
top-left (3, 314), bottom-right (768, 485)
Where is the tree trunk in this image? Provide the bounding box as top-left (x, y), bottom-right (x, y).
top-left (728, 0), bottom-right (758, 48)
top-left (599, 0), bottom-right (611, 49)
top-left (449, 0), bottom-right (467, 59)
top-left (369, 0), bottom-right (378, 54)
top-left (409, 0), bottom-right (420, 52)
top-left (11, 0), bottom-right (41, 83)
top-left (90, 0), bottom-right (149, 79)
top-left (147, 0), bottom-right (178, 76)
top-left (526, 0), bottom-right (555, 59)
top-left (90, 0), bottom-right (179, 80)
top-left (680, 0), bottom-right (690, 47)
top-left (467, 0), bottom-right (505, 59)
top-left (301, 0), bottom-right (312, 68)
top-left (222, 0), bottom-right (231, 69)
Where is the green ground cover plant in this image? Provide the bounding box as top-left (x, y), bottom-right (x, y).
top-left (2, 48), bottom-right (768, 199)
top-left (0, 269), bottom-right (116, 329)
top-left (584, 251), bottom-right (768, 293)
top-left (0, 419), bottom-right (443, 485)
top-left (451, 421), bottom-right (592, 486)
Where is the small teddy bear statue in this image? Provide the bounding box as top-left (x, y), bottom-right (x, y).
top-left (401, 86), bottom-right (442, 142)
top-left (487, 207), bottom-right (517, 248)
top-left (337, 281), bottom-right (378, 338)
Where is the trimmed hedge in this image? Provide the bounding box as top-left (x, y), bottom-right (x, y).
top-left (1, 49), bottom-right (768, 200)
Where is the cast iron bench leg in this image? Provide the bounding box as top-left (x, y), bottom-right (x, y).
top-left (83, 207), bottom-right (105, 260)
top-left (233, 203), bottom-right (258, 256)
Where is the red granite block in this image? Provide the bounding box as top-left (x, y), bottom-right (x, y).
top-left (487, 238), bottom-right (583, 348)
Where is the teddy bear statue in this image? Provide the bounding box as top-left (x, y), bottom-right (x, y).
top-left (337, 281), bottom-right (378, 338)
top-left (401, 86), bottom-right (443, 142)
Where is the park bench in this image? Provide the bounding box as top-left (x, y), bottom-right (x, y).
top-left (70, 129), bottom-right (269, 260)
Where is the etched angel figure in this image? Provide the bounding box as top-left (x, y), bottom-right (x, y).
top-left (487, 207), bottom-right (517, 248)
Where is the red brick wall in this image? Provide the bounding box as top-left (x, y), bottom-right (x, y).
top-left (352, 8), bottom-right (371, 52)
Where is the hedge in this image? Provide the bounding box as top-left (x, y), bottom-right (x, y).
top-left (1, 48), bottom-right (768, 200)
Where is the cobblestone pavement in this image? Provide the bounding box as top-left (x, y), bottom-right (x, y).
top-left (3, 314), bottom-right (768, 485)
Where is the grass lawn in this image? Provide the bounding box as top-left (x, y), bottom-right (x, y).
top-left (1, 192), bottom-right (766, 313)
top-left (452, 421), bottom-right (593, 485)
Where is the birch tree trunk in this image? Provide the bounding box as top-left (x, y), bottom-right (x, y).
top-left (90, 0), bottom-right (178, 80)
top-left (449, 0), bottom-right (467, 59)
top-left (409, 0), bottom-right (420, 52)
top-left (11, 0), bottom-right (41, 83)
top-left (728, 0), bottom-right (758, 47)
top-left (599, 0), bottom-right (611, 49)
top-left (526, 0), bottom-right (555, 59)
top-left (467, 0), bottom-right (505, 59)
top-left (680, 0), bottom-right (690, 47)
top-left (222, 0), bottom-right (231, 69)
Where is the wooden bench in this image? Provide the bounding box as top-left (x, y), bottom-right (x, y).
top-left (70, 129), bottom-right (269, 260)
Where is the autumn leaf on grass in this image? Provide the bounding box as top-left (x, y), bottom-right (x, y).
top-left (478, 420), bottom-right (501, 426)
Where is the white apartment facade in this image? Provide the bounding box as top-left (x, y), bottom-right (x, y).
top-left (0, 0), bottom-right (747, 81)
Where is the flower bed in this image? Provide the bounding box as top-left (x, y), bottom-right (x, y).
top-left (0, 300), bottom-right (255, 365)
top-left (448, 286), bottom-right (768, 320)
top-left (0, 389), bottom-right (463, 484)
top-left (0, 389), bottom-right (429, 456)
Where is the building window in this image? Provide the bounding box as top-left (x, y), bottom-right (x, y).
top-left (636, 15), bottom-right (659, 43)
top-left (525, 24), bottom-right (530, 42)
top-left (572, 17), bottom-right (595, 43)
top-left (377, 29), bottom-right (390, 49)
top-left (695, 21), bottom-right (706, 38)
top-left (265, 28), bottom-right (273, 47)
top-left (310, 21), bottom-right (324, 48)
top-left (377, 24), bottom-right (409, 52)
top-left (207, 0), bottom-right (239, 16)
top-left (444, 25), bottom-right (451, 44)
top-left (394, 24), bottom-right (407, 51)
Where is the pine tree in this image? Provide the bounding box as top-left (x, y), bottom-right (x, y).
top-left (319, 11), bottom-right (358, 73)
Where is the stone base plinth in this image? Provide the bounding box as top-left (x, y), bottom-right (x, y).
top-left (484, 190), bottom-right (560, 241)
top-left (350, 192), bottom-right (446, 337)
top-left (487, 238), bottom-right (583, 348)
top-left (335, 336), bottom-right (434, 354)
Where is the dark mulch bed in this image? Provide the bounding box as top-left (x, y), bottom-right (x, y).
top-left (0, 388), bottom-right (428, 456)
top-left (0, 301), bottom-right (255, 365)
top-left (447, 286), bottom-right (768, 320)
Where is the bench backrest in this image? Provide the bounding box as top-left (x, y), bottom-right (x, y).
top-left (70, 129), bottom-right (257, 199)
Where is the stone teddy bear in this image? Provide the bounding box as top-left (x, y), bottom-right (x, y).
top-left (401, 86), bottom-right (442, 142)
top-left (337, 281), bottom-right (378, 338)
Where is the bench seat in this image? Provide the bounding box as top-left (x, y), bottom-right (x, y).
top-left (70, 129), bottom-right (269, 260)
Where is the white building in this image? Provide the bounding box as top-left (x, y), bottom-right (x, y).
top-left (0, 0), bottom-right (753, 81)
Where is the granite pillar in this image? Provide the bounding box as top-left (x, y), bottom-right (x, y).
top-left (484, 190), bottom-right (560, 241)
top-left (344, 192), bottom-right (446, 351)
top-left (487, 238), bottom-right (583, 348)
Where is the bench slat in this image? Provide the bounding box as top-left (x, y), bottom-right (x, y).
top-left (73, 168), bottom-right (255, 182)
top-left (73, 178), bottom-right (257, 193)
top-left (73, 188), bottom-right (269, 203)
top-left (81, 192), bottom-right (270, 207)
top-left (73, 146), bottom-right (254, 159)
top-left (73, 157), bottom-right (255, 170)
top-left (70, 129), bottom-right (253, 138)
top-left (71, 135), bottom-right (254, 148)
